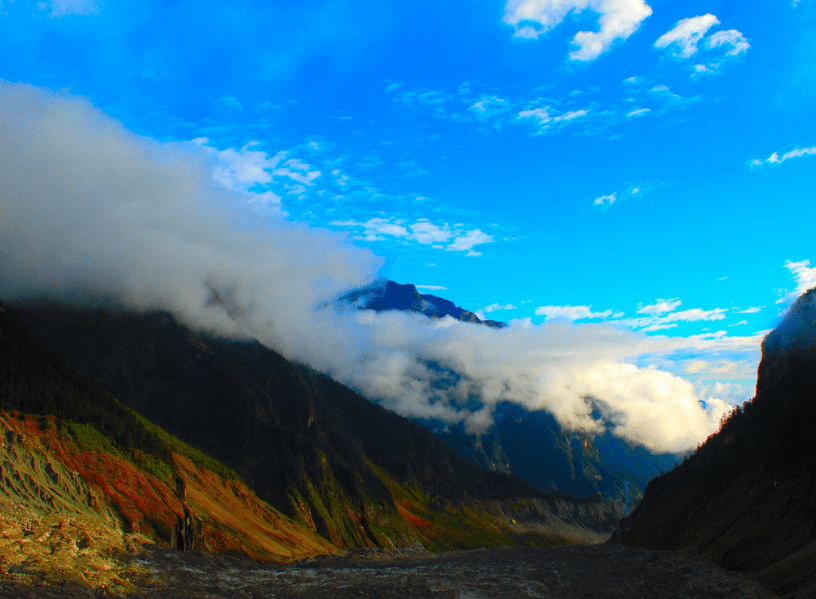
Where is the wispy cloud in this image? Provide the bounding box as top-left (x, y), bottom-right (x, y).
top-left (777, 259), bottom-right (816, 307)
top-left (655, 14), bottom-right (720, 58)
top-left (750, 145), bottom-right (816, 167)
top-left (638, 298), bottom-right (682, 315)
top-left (503, 0), bottom-right (653, 61)
top-left (592, 183), bottom-right (650, 209)
top-left (38, 0), bottom-right (98, 17)
top-left (482, 303), bottom-right (517, 313)
top-left (593, 192), bottom-right (617, 207)
top-left (654, 14), bottom-right (749, 76)
top-left (517, 106), bottom-right (588, 135)
top-left (330, 217), bottom-right (495, 256)
top-left (385, 78), bottom-right (701, 138)
top-left (534, 305), bottom-right (614, 321)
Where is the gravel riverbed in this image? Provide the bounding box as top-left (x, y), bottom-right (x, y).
top-left (0, 542), bottom-right (777, 599)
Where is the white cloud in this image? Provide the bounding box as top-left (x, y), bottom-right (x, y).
top-left (503, 0), bottom-right (653, 61)
top-left (593, 192), bottom-right (616, 207)
top-left (750, 145), bottom-right (816, 167)
top-left (410, 221), bottom-right (453, 244)
top-left (737, 306), bottom-right (763, 314)
top-left (331, 218), bottom-right (494, 256)
top-left (654, 14), bottom-right (720, 58)
top-left (331, 218), bottom-right (410, 241)
top-left (416, 285), bottom-right (447, 291)
top-left (627, 107), bottom-right (651, 118)
top-left (0, 82), bottom-right (761, 455)
top-left (616, 301), bottom-right (728, 332)
top-left (728, 320), bottom-right (749, 327)
top-left (655, 15), bottom-right (749, 76)
top-left (517, 106), bottom-right (588, 134)
top-left (483, 303), bottom-right (518, 313)
top-left (705, 29), bottom-right (750, 57)
top-left (469, 95), bottom-right (512, 127)
top-left (663, 307), bottom-right (727, 323)
top-left (535, 305), bottom-right (614, 320)
top-left (193, 140), bottom-right (321, 209)
top-left (447, 229), bottom-right (495, 256)
top-left (637, 298), bottom-right (682, 315)
top-left (777, 260), bottom-right (816, 307)
top-left (40, 0), bottom-right (98, 16)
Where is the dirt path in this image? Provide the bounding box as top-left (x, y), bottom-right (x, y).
top-left (0, 543), bottom-right (777, 599)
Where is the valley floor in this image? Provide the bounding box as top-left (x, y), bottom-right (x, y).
top-left (0, 543), bottom-right (777, 598)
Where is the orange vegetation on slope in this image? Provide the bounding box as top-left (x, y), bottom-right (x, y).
top-left (0, 413), bottom-right (335, 566)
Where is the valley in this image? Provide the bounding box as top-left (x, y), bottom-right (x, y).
top-left (3, 285), bottom-right (816, 597)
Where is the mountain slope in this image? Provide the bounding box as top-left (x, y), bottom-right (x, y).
top-left (612, 289), bottom-right (816, 598)
top-left (11, 301), bottom-right (621, 551)
top-left (0, 300), bottom-right (336, 591)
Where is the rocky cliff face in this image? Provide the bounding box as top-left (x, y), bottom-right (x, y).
top-left (612, 289), bottom-right (816, 598)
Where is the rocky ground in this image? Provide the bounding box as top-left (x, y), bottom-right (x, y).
top-left (0, 543), bottom-right (778, 598)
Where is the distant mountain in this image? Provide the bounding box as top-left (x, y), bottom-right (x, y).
top-left (11, 301), bottom-right (622, 553)
top-left (612, 289), bottom-right (816, 598)
top-left (339, 278), bottom-right (507, 328)
top-left (431, 403), bottom-right (678, 501)
top-left (340, 279), bottom-right (677, 503)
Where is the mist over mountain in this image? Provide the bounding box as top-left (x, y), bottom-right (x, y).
top-left (337, 279), bottom-right (678, 500)
top-left (0, 82), bottom-right (732, 455)
top-left (613, 288), bottom-right (816, 598)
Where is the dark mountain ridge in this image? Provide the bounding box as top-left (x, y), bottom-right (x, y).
top-left (338, 278), bottom-right (507, 328)
top-left (613, 288), bottom-right (816, 598)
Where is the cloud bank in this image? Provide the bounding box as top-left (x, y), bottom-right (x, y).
top-left (503, 0), bottom-right (652, 61)
top-left (0, 81), bottom-right (740, 453)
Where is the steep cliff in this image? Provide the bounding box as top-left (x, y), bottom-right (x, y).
top-left (612, 289), bottom-right (816, 598)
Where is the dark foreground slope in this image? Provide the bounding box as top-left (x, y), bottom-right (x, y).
top-left (12, 302), bottom-right (621, 550)
top-left (613, 288), bottom-right (816, 598)
top-left (0, 300), bottom-right (335, 591)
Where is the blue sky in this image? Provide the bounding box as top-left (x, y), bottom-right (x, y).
top-left (2, 0), bottom-right (816, 441)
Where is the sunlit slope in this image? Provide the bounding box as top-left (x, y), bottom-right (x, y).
top-left (612, 289), bottom-right (816, 598)
top-left (0, 300), bottom-right (336, 577)
top-left (13, 301), bottom-right (621, 550)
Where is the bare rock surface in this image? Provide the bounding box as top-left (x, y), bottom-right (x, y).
top-left (0, 543), bottom-right (777, 598)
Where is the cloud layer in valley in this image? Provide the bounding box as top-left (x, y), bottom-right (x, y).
top-left (0, 82), bottom-right (752, 453)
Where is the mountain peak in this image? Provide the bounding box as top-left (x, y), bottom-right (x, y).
top-left (339, 278), bottom-right (507, 328)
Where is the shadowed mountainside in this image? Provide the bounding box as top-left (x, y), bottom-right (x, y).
top-left (431, 403), bottom-right (677, 502)
top-left (0, 300), bottom-right (336, 591)
top-left (11, 301), bottom-right (622, 552)
top-left (612, 288), bottom-right (816, 598)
